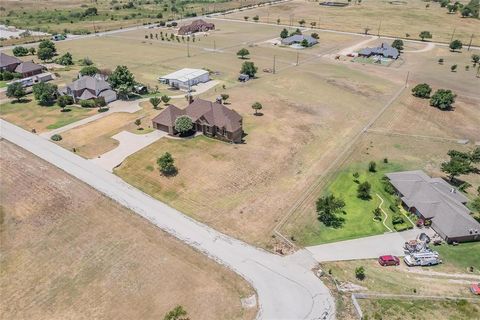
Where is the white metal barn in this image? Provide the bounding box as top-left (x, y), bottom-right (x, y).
top-left (158, 68), bottom-right (210, 90)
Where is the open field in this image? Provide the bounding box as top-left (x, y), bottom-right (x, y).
top-left (0, 0), bottom-right (272, 39)
top-left (223, 0), bottom-right (480, 45)
top-left (0, 96), bottom-right (96, 133)
top-left (0, 140), bottom-right (255, 320)
top-left (358, 298), bottom-right (480, 320)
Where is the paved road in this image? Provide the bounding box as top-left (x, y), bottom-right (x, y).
top-left (0, 119), bottom-right (335, 320)
top-left (307, 228), bottom-right (436, 262)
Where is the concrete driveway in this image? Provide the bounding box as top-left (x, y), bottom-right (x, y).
top-left (307, 228), bottom-right (436, 262)
top-left (90, 130), bottom-right (165, 172)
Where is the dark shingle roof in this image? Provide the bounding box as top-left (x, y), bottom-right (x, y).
top-left (358, 43), bottom-right (399, 59)
top-left (152, 104), bottom-right (185, 127)
top-left (0, 52), bottom-right (21, 68)
top-left (68, 76), bottom-right (111, 93)
top-left (281, 34), bottom-right (318, 46)
top-left (387, 170), bottom-right (479, 238)
top-left (14, 61), bottom-right (43, 74)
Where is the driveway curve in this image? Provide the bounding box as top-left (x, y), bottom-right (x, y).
top-left (1, 119), bottom-right (335, 320)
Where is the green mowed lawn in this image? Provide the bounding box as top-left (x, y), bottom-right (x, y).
top-left (0, 97), bottom-right (96, 133)
top-left (299, 162), bottom-right (405, 245)
top-left (434, 242), bottom-right (480, 274)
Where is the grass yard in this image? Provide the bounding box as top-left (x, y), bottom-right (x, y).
top-left (0, 97), bottom-right (96, 133)
top-left (0, 140), bottom-right (255, 320)
top-left (224, 0), bottom-right (480, 45)
top-left (323, 259), bottom-right (479, 297)
top-left (358, 298), bottom-right (480, 320)
top-left (433, 242), bottom-right (480, 274)
top-left (293, 162), bottom-right (404, 245)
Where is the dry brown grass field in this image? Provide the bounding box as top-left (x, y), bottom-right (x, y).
top-left (224, 0), bottom-right (480, 45)
top-left (0, 140), bottom-right (255, 320)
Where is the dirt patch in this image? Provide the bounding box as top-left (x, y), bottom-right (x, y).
top-left (0, 140), bottom-right (255, 320)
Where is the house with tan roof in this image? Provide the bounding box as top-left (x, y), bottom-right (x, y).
top-left (386, 170), bottom-right (480, 243)
top-left (152, 98), bottom-right (243, 143)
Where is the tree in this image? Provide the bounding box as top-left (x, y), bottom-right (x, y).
top-left (449, 39), bottom-right (463, 52)
top-left (391, 39), bottom-right (404, 51)
top-left (6, 82), bottom-right (26, 101)
top-left (32, 82), bottom-right (57, 106)
top-left (251, 102), bottom-right (262, 115)
top-left (57, 95), bottom-right (73, 111)
top-left (174, 115), bottom-right (193, 136)
top-left (357, 181), bottom-right (372, 200)
top-left (471, 197), bottom-right (480, 212)
top-left (461, 6), bottom-right (473, 16)
top-left (244, 16), bottom-right (249, 21)
top-left (150, 96), bottom-right (161, 109)
top-left (108, 65), bottom-right (135, 92)
top-left (419, 31), bottom-right (432, 41)
top-left (37, 47), bottom-right (54, 61)
top-left (373, 208), bottom-right (382, 221)
top-left (316, 194), bottom-right (346, 228)
top-left (164, 305), bottom-right (188, 320)
top-left (80, 65), bottom-right (100, 76)
top-left (79, 57), bottom-right (93, 66)
top-left (240, 61), bottom-right (258, 78)
top-left (430, 89), bottom-right (456, 110)
top-left (451, 64), bottom-right (458, 72)
top-left (300, 39), bottom-right (309, 47)
top-left (83, 7), bottom-right (98, 17)
top-left (12, 46), bottom-right (29, 56)
top-left (280, 28), bottom-right (289, 39)
top-left (38, 39), bottom-right (56, 54)
top-left (368, 161), bottom-right (376, 172)
top-left (28, 47), bottom-right (36, 55)
top-left (134, 118), bottom-right (141, 128)
top-left (311, 33), bottom-right (319, 39)
top-left (161, 95), bottom-right (171, 105)
top-left (438, 58), bottom-right (444, 64)
top-left (411, 83), bottom-right (432, 98)
top-left (277, 18), bottom-right (281, 24)
top-left (472, 54), bottom-right (480, 64)
top-left (441, 158), bottom-right (472, 181)
top-left (157, 152), bottom-right (176, 176)
top-left (236, 48), bottom-right (250, 59)
top-left (355, 266), bottom-right (365, 280)
top-left (298, 19), bottom-right (306, 26)
top-left (253, 15), bottom-right (259, 22)
top-left (220, 93), bottom-right (229, 103)
top-left (464, 0), bottom-right (479, 18)
top-left (353, 172), bottom-right (360, 183)
top-left (57, 52), bottom-right (74, 66)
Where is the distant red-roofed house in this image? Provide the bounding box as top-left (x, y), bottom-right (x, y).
top-left (178, 19), bottom-right (215, 35)
top-left (152, 98), bottom-right (243, 143)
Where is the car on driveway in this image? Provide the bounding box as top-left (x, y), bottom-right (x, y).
top-left (378, 255), bottom-right (400, 266)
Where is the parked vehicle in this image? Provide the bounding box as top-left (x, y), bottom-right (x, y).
top-left (404, 251), bottom-right (441, 266)
top-left (378, 255), bottom-right (400, 266)
top-left (470, 283), bottom-right (480, 295)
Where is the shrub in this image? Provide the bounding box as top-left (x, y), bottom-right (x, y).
top-left (51, 134), bottom-right (62, 141)
top-left (368, 161), bottom-right (376, 172)
top-left (355, 266), bottom-right (365, 280)
top-left (32, 82), bottom-right (58, 106)
top-left (411, 83), bottom-right (432, 98)
top-left (357, 181), bottom-right (372, 200)
top-left (392, 215), bottom-right (405, 225)
top-left (157, 152), bottom-right (176, 176)
top-left (12, 46), bottom-right (29, 56)
top-left (79, 99), bottom-right (96, 108)
top-left (430, 89), bottom-right (456, 110)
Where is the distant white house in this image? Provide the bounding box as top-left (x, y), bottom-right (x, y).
top-left (158, 68), bottom-right (210, 90)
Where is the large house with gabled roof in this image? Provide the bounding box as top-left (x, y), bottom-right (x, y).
top-left (58, 75), bottom-right (117, 103)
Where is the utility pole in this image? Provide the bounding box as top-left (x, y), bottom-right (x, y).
top-left (296, 52), bottom-right (299, 66)
top-left (187, 40), bottom-right (190, 57)
top-left (213, 40), bottom-right (216, 51)
top-left (467, 33), bottom-right (474, 51)
top-left (377, 20), bottom-right (382, 37)
top-left (450, 27), bottom-right (456, 43)
top-left (405, 71), bottom-right (410, 87)
top-left (273, 55), bottom-right (276, 74)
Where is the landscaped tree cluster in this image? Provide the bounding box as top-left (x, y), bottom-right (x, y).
top-left (37, 39), bottom-right (57, 62)
top-left (32, 82), bottom-right (58, 106)
top-left (316, 194), bottom-right (346, 228)
top-left (441, 147), bottom-right (480, 181)
top-left (240, 61), bottom-right (258, 78)
top-left (174, 115), bottom-right (193, 136)
top-left (108, 65), bottom-right (135, 99)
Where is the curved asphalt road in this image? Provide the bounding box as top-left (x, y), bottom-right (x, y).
top-left (0, 119), bottom-right (334, 320)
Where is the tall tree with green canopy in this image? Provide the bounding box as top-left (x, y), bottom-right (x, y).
top-left (357, 181), bottom-right (372, 200)
top-left (391, 39), bottom-right (404, 51)
top-left (236, 48), bottom-right (250, 59)
top-left (240, 61), bottom-right (258, 78)
top-left (32, 82), bottom-right (58, 106)
top-left (430, 89), bottom-right (456, 110)
top-left (419, 31), bottom-right (432, 41)
top-left (441, 158), bottom-right (473, 181)
top-left (316, 194), bottom-right (345, 228)
top-left (80, 65), bottom-right (100, 76)
top-left (449, 39), bottom-right (463, 52)
top-left (57, 52), bottom-right (74, 66)
top-left (108, 65), bottom-right (135, 99)
top-left (411, 83), bottom-right (432, 98)
top-left (157, 152), bottom-right (177, 176)
top-left (6, 82), bottom-right (26, 102)
top-left (280, 28), bottom-right (289, 39)
top-left (174, 115), bottom-right (193, 136)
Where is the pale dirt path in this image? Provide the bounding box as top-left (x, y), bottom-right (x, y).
top-left (403, 42), bottom-right (435, 53)
top-left (375, 193), bottom-right (393, 232)
top-left (1, 119), bottom-right (335, 320)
